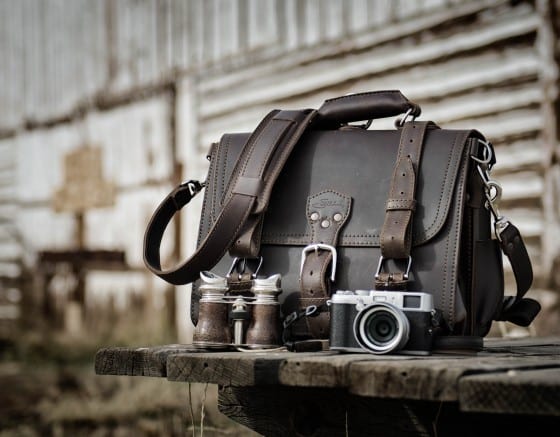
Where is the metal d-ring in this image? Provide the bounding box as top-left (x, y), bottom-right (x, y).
top-left (375, 255), bottom-right (413, 281)
top-left (227, 256), bottom-right (264, 280)
top-left (398, 108), bottom-right (417, 127)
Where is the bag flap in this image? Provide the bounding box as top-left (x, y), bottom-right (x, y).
top-left (209, 127), bottom-right (474, 248)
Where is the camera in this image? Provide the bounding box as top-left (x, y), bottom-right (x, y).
top-left (328, 290), bottom-right (436, 355)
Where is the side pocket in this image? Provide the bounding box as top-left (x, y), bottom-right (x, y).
top-left (191, 141), bottom-right (220, 326)
top-left (471, 239), bottom-right (504, 337)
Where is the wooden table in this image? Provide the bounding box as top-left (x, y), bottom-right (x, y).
top-left (95, 336), bottom-right (560, 436)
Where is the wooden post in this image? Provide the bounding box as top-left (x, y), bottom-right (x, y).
top-left (537, 0), bottom-right (560, 288)
top-left (51, 145), bottom-right (117, 333)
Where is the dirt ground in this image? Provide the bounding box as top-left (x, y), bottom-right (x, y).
top-left (0, 336), bottom-right (259, 437)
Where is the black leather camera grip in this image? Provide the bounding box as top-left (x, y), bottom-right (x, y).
top-left (314, 90), bottom-right (421, 128)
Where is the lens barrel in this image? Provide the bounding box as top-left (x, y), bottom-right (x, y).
top-left (353, 302), bottom-right (410, 354)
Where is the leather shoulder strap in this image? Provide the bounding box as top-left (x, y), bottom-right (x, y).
top-left (143, 109), bottom-right (316, 285)
top-left (376, 121), bottom-right (436, 289)
top-left (497, 222), bottom-right (541, 325)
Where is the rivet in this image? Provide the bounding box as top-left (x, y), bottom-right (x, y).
top-left (321, 220), bottom-right (330, 228)
top-left (333, 213), bottom-right (343, 222)
top-left (310, 212), bottom-right (319, 221)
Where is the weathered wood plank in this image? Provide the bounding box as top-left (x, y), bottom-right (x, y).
top-left (348, 354), bottom-right (560, 401)
top-left (278, 353), bottom-right (421, 388)
top-left (199, 10), bottom-right (538, 119)
top-left (278, 337), bottom-right (560, 398)
top-left (167, 350), bottom-right (336, 386)
top-left (94, 344), bottom-right (197, 377)
top-left (459, 367), bottom-right (560, 415)
top-left (218, 385), bottom-right (436, 437)
top-left (199, 0), bottom-right (514, 95)
top-left (482, 335), bottom-right (560, 351)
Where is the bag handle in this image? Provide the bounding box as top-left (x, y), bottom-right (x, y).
top-left (314, 90), bottom-right (421, 128)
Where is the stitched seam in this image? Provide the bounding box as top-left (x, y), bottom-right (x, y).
top-left (198, 142), bottom-right (219, 246)
top-left (421, 132), bottom-right (464, 239)
top-left (225, 111), bottom-right (278, 205)
top-left (238, 114), bottom-right (284, 180)
top-left (191, 196), bottom-right (253, 275)
top-left (218, 135), bottom-right (231, 210)
top-left (448, 146), bottom-right (469, 328)
top-left (255, 120), bottom-right (293, 180)
top-left (259, 111), bottom-right (314, 205)
top-left (306, 189), bottom-right (352, 244)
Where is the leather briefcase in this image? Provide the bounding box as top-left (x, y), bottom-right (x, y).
top-left (144, 90), bottom-right (541, 348)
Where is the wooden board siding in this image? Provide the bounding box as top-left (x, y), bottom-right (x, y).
top-left (0, 0), bottom-right (557, 337)
top-left (196, 2), bottom-right (551, 290)
top-left (0, 0), bottom-right (507, 132)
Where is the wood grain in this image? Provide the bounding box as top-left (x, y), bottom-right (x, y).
top-left (167, 350), bottom-right (335, 386)
top-left (348, 354), bottom-right (560, 401)
top-left (94, 337), bottom-right (560, 436)
top-left (94, 344), bottom-right (197, 377)
top-left (278, 352), bottom-right (418, 387)
top-left (218, 386), bottom-right (436, 437)
top-left (459, 367), bottom-right (560, 415)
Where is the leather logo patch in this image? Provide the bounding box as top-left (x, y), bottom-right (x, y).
top-left (311, 198), bottom-right (343, 209)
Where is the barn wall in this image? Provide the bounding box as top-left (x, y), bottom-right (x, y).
top-left (0, 0), bottom-right (558, 340)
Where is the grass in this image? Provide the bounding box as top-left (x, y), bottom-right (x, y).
top-left (0, 313), bottom-right (261, 437)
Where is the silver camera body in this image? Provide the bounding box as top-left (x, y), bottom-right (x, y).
top-left (328, 290), bottom-right (435, 355)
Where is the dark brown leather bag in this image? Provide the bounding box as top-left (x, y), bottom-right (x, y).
top-left (144, 90), bottom-right (540, 346)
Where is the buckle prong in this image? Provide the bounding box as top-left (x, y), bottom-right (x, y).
top-left (300, 243), bottom-right (337, 282)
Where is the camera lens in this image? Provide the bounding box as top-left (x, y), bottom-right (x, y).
top-left (366, 312), bottom-right (397, 343)
top-left (353, 303), bottom-right (410, 354)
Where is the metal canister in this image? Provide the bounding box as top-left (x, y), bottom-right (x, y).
top-left (245, 273), bottom-right (283, 348)
top-left (192, 271), bottom-right (231, 348)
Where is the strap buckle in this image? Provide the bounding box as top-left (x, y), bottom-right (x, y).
top-left (375, 255), bottom-right (412, 281)
top-left (300, 243), bottom-right (337, 282)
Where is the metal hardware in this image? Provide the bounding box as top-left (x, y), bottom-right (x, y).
top-left (342, 119), bottom-right (373, 130)
top-left (231, 297), bottom-right (249, 346)
top-left (227, 256), bottom-right (264, 280)
top-left (398, 107), bottom-right (417, 127)
top-left (180, 180), bottom-right (206, 196)
top-left (374, 255), bottom-right (413, 280)
top-left (471, 140), bottom-right (510, 241)
top-left (305, 305), bottom-right (319, 316)
top-left (470, 139), bottom-right (494, 168)
top-left (300, 243), bottom-right (337, 282)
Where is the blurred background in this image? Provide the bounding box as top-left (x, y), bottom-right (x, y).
top-left (0, 0), bottom-right (559, 435)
